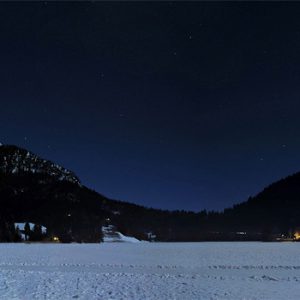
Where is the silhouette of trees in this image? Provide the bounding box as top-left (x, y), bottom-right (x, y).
top-left (24, 222), bottom-right (31, 241)
top-left (31, 224), bottom-right (43, 241)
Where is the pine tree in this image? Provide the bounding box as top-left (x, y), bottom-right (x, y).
top-left (24, 222), bottom-right (31, 241)
top-left (32, 224), bottom-right (43, 241)
top-left (14, 226), bottom-right (22, 242)
top-left (0, 221), bottom-right (8, 242)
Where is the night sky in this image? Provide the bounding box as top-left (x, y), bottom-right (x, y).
top-left (1, 2), bottom-right (300, 211)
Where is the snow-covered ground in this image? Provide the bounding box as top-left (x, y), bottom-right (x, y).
top-left (0, 242), bottom-right (300, 299)
top-left (102, 225), bottom-right (140, 243)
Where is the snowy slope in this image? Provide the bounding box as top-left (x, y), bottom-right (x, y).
top-left (102, 225), bottom-right (140, 243)
top-left (14, 222), bottom-right (47, 241)
top-left (15, 222), bottom-right (47, 234)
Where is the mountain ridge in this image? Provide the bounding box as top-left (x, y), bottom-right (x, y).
top-left (0, 144), bottom-right (300, 242)
top-left (0, 144), bottom-right (80, 185)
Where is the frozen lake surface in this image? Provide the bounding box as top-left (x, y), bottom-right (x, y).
top-left (0, 242), bottom-right (300, 299)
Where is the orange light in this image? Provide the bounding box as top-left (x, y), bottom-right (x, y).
top-left (294, 232), bottom-right (300, 240)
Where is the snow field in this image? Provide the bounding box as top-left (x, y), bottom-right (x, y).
top-left (0, 242), bottom-right (299, 299)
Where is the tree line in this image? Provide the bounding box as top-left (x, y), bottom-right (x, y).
top-left (0, 220), bottom-right (46, 242)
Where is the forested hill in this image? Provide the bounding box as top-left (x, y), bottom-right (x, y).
top-left (0, 144), bottom-right (300, 242)
top-left (222, 172), bottom-right (300, 236)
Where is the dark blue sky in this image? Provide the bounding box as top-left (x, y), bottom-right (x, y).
top-left (1, 2), bottom-right (300, 211)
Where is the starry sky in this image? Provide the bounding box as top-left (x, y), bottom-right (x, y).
top-left (1, 2), bottom-right (300, 211)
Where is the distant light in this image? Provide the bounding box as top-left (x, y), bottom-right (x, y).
top-left (294, 232), bottom-right (300, 240)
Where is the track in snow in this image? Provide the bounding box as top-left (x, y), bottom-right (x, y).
top-left (0, 242), bottom-right (300, 299)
